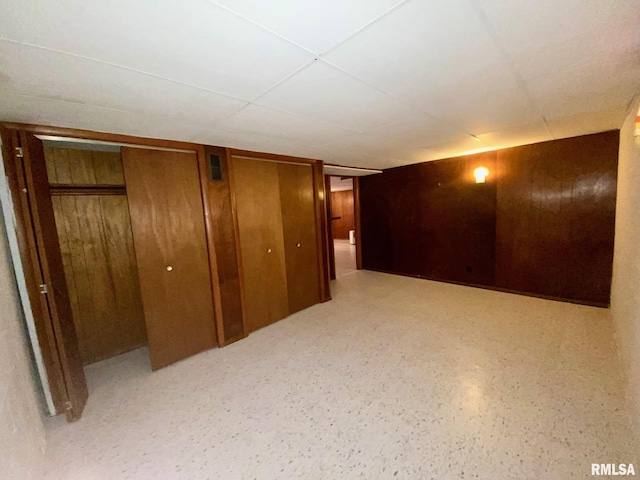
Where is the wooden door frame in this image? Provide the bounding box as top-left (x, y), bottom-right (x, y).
top-left (326, 175), bottom-right (363, 276)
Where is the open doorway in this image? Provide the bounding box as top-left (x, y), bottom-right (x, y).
top-left (328, 176), bottom-right (357, 278)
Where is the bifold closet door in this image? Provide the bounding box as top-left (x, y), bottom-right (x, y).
top-left (232, 158), bottom-right (289, 333)
top-left (122, 148), bottom-right (216, 370)
top-left (278, 163), bottom-right (320, 314)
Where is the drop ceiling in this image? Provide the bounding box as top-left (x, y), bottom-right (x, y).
top-left (0, 0), bottom-right (639, 169)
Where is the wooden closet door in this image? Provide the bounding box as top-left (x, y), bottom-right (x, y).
top-left (232, 157), bottom-right (289, 332)
top-left (121, 148), bottom-right (216, 370)
top-left (278, 163), bottom-right (321, 314)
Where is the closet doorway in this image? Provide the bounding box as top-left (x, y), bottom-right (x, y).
top-left (1, 129), bottom-right (218, 420)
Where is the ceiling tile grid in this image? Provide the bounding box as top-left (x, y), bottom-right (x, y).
top-left (0, 0), bottom-right (638, 168)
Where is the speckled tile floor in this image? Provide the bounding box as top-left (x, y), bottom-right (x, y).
top-left (334, 239), bottom-right (356, 277)
top-left (44, 271), bottom-right (637, 479)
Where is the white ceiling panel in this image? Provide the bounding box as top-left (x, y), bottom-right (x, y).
top-left (0, 41), bottom-right (248, 125)
top-left (470, 0), bottom-right (640, 67)
top-left (475, 121), bottom-right (552, 150)
top-left (0, 0), bottom-right (638, 169)
top-left (213, 0), bottom-right (406, 54)
top-left (255, 61), bottom-right (419, 133)
top-left (324, 0), bottom-right (516, 109)
top-left (0, 94), bottom-right (204, 141)
top-left (190, 128), bottom-right (322, 159)
top-left (547, 110), bottom-right (628, 140)
top-left (0, 0), bottom-right (315, 100)
top-left (366, 113), bottom-right (468, 148)
top-left (211, 104), bottom-right (354, 146)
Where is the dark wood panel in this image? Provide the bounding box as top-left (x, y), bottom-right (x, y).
top-left (232, 157), bottom-right (289, 333)
top-left (19, 132), bottom-right (88, 420)
top-left (279, 162), bottom-right (321, 314)
top-left (361, 152), bottom-right (496, 286)
top-left (495, 131), bottom-right (618, 305)
top-left (122, 148), bottom-right (216, 370)
top-left (360, 131), bottom-right (619, 306)
top-left (202, 146), bottom-right (245, 344)
top-left (330, 190), bottom-right (355, 239)
top-left (325, 175), bottom-right (336, 280)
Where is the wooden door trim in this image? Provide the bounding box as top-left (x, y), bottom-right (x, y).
top-left (0, 127), bottom-right (68, 414)
top-left (353, 177), bottom-right (363, 270)
top-left (8, 130), bottom-right (88, 420)
top-left (312, 161), bottom-right (331, 302)
top-left (1, 122), bottom-right (200, 152)
top-left (228, 149), bottom-right (318, 165)
top-left (196, 144), bottom-right (225, 348)
top-left (324, 175), bottom-right (336, 280)
top-left (224, 150), bottom-right (249, 345)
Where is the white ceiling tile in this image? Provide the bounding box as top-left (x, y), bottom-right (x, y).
top-left (0, 41), bottom-right (248, 126)
top-left (0, 94), bottom-right (204, 141)
top-left (475, 122), bottom-right (552, 150)
top-left (212, 104), bottom-right (354, 145)
top-left (0, 0), bottom-right (315, 100)
top-left (471, 0), bottom-right (640, 67)
top-left (213, 0), bottom-right (405, 54)
top-left (547, 110), bottom-right (628, 140)
top-left (323, 0), bottom-right (542, 134)
top-left (325, 2), bottom-right (507, 103)
top-left (255, 61), bottom-right (418, 132)
top-left (428, 135), bottom-right (495, 158)
top-left (191, 128), bottom-right (322, 158)
top-left (366, 113), bottom-right (468, 147)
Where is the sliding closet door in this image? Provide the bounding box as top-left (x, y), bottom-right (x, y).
top-left (278, 163), bottom-right (320, 314)
top-left (122, 148), bottom-right (216, 370)
top-left (232, 157), bottom-right (289, 333)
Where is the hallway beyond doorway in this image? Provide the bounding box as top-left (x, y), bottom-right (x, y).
top-left (334, 239), bottom-right (356, 277)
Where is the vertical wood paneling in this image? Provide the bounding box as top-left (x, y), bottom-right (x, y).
top-left (202, 147), bottom-right (245, 344)
top-left (232, 157), bottom-right (289, 333)
top-left (330, 190), bottom-right (355, 239)
top-left (46, 147), bottom-right (147, 364)
top-left (494, 131), bottom-right (618, 305)
top-left (279, 162), bottom-right (320, 314)
top-left (359, 131), bottom-right (618, 306)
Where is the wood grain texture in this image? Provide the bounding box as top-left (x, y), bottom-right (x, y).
top-left (51, 195), bottom-right (146, 364)
top-left (353, 177), bottom-right (363, 270)
top-left (122, 148), bottom-right (216, 370)
top-left (494, 131), bottom-right (619, 305)
top-left (1, 128), bottom-right (70, 415)
top-left (324, 175), bottom-right (336, 280)
top-left (312, 160), bottom-right (332, 302)
top-left (232, 157), bottom-right (289, 333)
top-left (201, 146), bottom-right (245, 345)
top-left (359, 131), bottom-right (619, 306)
top-left (19, 132), bottom-right (88, 420)
top-left (44, 148), bottom-right (124, 185)
top-left (330, 190), bottom-right (355, 239)
top-left (361, 152), bottom-right (496, 286)
top-left (278, 162), bottom-right (321, 314)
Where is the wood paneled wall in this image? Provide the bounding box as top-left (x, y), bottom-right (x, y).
top-left (202, 146), bottom-right (245, 344)
top-left (359, 131), bottom-right (619, 306)
top-left (330, 190), bottom-right (355, 239)
top-left (45, 147), bottom-right (146, 364)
